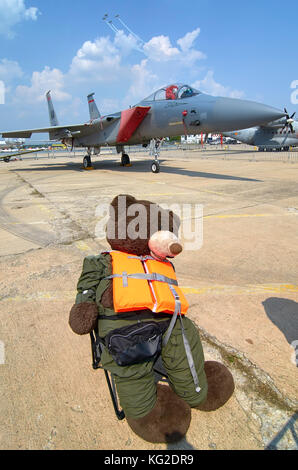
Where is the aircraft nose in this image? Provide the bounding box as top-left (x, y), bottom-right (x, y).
top-left (212, 97), bottom-right (287, 131)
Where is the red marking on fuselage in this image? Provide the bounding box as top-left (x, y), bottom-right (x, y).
top-left (116, 106), bottom-right (151, 143)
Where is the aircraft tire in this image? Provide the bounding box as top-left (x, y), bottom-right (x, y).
top-left (121, 154), bottom-right (130, 166)
top-left (83, 155), bottom-right (92, 168)
top-left (151, 161), bottom-right (160, 173)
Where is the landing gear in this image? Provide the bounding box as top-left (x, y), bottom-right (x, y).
top-left (151, 161), bottom-right (160, 173)
top-left (83, 149), bottom-right (94, 170)
top-left (121, 153), bottom-right (131, 166)
top-left (83, 155), bottom-right (92, 169)
top-left (150, 138), bottom-right (163, 173)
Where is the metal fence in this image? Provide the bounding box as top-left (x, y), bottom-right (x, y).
top-left (6, 143), bottom-right (298, 163)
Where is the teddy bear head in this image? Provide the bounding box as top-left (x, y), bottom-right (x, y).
top-left (106, 194), bottom-right (182, 259)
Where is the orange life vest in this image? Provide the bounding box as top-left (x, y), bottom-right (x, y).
top-left (106, 251), bottom-right (189, 315)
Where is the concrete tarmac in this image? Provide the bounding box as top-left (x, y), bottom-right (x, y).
top-left (0, 147), bottom-right (297, 450)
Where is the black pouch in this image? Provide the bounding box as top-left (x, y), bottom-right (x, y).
top-left (105, 320), bottom-right (170, 366)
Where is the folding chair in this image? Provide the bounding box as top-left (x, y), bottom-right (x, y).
top-left (90, 327), bottom-right (169, 421)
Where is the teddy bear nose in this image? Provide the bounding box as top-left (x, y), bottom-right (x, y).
top-left (169, 242), bottom-right (183, 256)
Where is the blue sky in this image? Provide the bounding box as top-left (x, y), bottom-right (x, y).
top-left (0, 0), bottom-right (298, 134)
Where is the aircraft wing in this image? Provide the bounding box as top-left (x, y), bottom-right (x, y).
top-left (0, 148), bottom-right (44, 161)
top-left (1, 105), bottom-right (149, 145)
top-left (1, 123), bottom-right (94, 139)
top-left (1, 114), bottom-right (121, 140)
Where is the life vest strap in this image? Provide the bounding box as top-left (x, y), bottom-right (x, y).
top-left (105, 272), bottom-right (178, 287)
top-left (163, 284), bottom-right (201, 393)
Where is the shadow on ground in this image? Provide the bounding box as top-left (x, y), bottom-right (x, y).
top-left (265, 413), bottom-right (298, 450)
top-left (10, 158), bottom-right (262, 182)
top-left (262, 298), bottom-right (298, 346)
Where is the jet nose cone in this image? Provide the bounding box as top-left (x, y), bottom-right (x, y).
top-left (212, 97), bottom-right (286, 132)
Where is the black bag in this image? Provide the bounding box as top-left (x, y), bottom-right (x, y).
top-left (105, 320), bottom-right (170, 366)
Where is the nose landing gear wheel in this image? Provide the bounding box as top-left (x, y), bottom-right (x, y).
top-left (151, 161), bottom-right (160, 173)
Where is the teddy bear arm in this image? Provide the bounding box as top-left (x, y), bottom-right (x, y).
top-left (69, 255), bottom-right (108, 335)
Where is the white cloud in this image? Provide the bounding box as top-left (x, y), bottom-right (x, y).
top-left (0, 58), bottom-right (23, 82)
top-left (99, 98), bottom-right (121, 115)
top-left (5, 25), bottom-right (245, 126)
top-left (143, 29), bottom-right (206, 67)
top-left (177, 28), bottom-right (201, 52)
top-left (193, 71), bottom-right (244, 98)
top-left (113, 30), bottom-right (143, 55)
top-left (15, 66), bottom-right (71, 103)
top-left (144, 35), bottom-right (180, 61)
top-left (0, 0), bottom-right (40, 38)
top-left (69, 37), bottom-right (122, 82)
top-left (125, 59), bottom-right (160, 105)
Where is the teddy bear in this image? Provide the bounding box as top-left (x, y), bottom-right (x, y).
top-left (69, 194), bottom-right (234, 444)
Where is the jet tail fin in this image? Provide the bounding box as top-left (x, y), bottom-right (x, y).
top-left (87, 93), bottom-right (101, 120)
top-left (46, 91), bottom-right (59, 127)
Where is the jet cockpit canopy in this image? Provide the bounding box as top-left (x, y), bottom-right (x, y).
top-left (143, 84), bottom-right (201, 102)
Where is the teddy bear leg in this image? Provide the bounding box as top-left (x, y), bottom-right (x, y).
top-left (126, 384), bottom-right (191, 444)
top-left (195, 361), bottom-right (235, 412)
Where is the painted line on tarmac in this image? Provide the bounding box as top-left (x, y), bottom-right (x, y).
top-left (0, 291), bottom-right (76, 302)
top-left (2, 221), bottom-right (49, 225)
top-left (1, 284), bottom-right (297, 303)
top-left (204, 213), bottom-right (297, 219)
top-left (137, 189), bottom-right (226, 197)
top-left (75, 240), bottom-right (93, 252)
top-left (182, 284), bottom-right (298, 295)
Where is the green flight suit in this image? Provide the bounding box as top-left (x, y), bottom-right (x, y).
top-left (75, 253), bottom-right (207, 419)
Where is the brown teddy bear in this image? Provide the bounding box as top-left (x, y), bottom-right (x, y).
top-left (69, 194), bottom-right (234, 443)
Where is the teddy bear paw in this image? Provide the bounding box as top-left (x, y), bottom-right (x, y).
top-left (68, 302), bottom-right (98, 335)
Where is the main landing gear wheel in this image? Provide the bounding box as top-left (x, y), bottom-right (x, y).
top-left (121, 153), bottom-right (131, 166)
top-left (83, 155), bottom-right (93, 170)
top-left (151, 161), bottom-right (160, 173)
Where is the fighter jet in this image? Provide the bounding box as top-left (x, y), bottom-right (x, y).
top-left (1, 84), bottom-right (287, 172)
top-left (223, 109), bottom-right (298, 151)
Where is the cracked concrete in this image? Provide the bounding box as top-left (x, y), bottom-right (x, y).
top-left (0, 148), bottom-right (297, 449)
